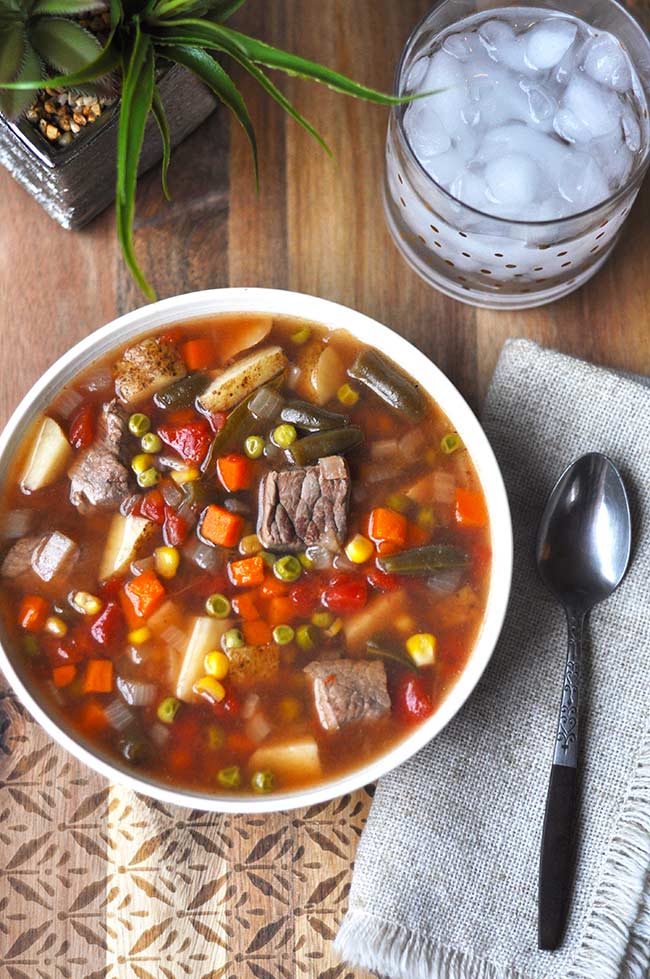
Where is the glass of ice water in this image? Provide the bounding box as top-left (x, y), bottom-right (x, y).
top-left (384, 0), bottom-right (650, 309)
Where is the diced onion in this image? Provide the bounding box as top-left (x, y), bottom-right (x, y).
top-left (369, 439), bottom-right (398, 461)
top-left (248, 386), bottom-right (283, 421)
top-left (426, 567), bottom-right (464, 595)
top-left (177, 500), bottom-right (198, 527)
top-left (305, 545), bottom-right (333, 570)
top-left (333, 553), bottom-right (356, 572)
top-left (82, 366), bottom-right (113, 393)
top-left (431, 471), bottom-right (457, 505)
top-left (161, 481), bottom-right (184, 508)
top-left (184, 539), bottom-right (221, 572)
top-left (320, 455), bottom-right (347, 479)
top-left (399, 428), bottom-right (425, 459)
top-left (104, 698), bottom-right (134, 731)
top-left (120, 494), bottom-right (140, 516)
top-left (0, 509), bottom-right (32, 539)
top-left (160, 624), bottom-right (186, 651)
top-left (245, 711), bottom-right (272, 745)
top-left (158, 453), bottom-right (187, 472)
top-left (242, 693), bottom-right (261, 720)
top-left (117, 677), bottom-right (156, 707)
top-left (52, 387), bottom-right (83, 420)
top-left (150, 722), bottom-right (170, 748)
top-left (130, 556), bottom-right (154, 576)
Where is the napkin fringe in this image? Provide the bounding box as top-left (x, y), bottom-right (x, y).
top-left (568, 733), bottom-right (650, 979)
top-left (335, 912), bottom-right (527, 979)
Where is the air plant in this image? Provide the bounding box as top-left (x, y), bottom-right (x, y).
top-left (0, 0), bottom-right (413, 298)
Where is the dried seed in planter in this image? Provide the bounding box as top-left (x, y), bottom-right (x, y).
top-left (70, 121), bottom-right (80, 134)
top-left (26, 109), bottom-right (38, 122)
top-left (73, 112), bottom-right (86, 127)
top-left (43, 100), bottom-right (56, 115)
top-left (59, 116), bottom-right (71, 131)
top-left (58, 133), bottom-right (73, 147)
top-left (45, 124), bottom-right (59, 141)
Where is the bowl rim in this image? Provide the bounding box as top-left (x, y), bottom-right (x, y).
top-left (0, 287), bottom-right (513, 813)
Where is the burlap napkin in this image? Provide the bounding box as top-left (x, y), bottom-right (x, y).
top-left (335, 339), bottom-right (650, 979)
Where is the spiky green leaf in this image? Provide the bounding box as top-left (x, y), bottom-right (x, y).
top-left (115, 21), bottom-right (156, 299)
top-left (151, 83), bottom-right (171, 200)
top-left (158, 42), bottom-right (257, 182)
top-left (0, 33), bottom-right (118, 87)
top-left (207, 0), bottom-right (246, 21)
top-left (0, 20), bottom-right (26, 83)
top-left (0, 43), bottom-right (42, 117)
top-left (31, 0), bottom-right (106, 15)
top-left (30, 17), bottom-right (102, 74)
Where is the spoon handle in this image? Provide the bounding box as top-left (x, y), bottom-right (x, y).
top-left (538, 608), bottom-right (584, 951)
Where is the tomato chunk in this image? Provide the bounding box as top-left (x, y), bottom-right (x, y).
top-left (367, 569), bottom-right (400, 592)
top-left (69, 404), bottom-right (94, 450)
top-left (322, 574), bottom-right (368, 614)
top-left (158, 420), bottom-right (212, 465)
top-left (135, 488), bottom-right (166, 525)
top-left (163, 506), bottom-right (190, 546)
top-left (394, 673), bottom-right (434, 724)
top-left (289, 580), bottom-right (322, 617)
top-left (90, 601), bottom-right (126, 646)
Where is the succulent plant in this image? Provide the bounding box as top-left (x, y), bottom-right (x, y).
top-left (0, 0), bottom-right (416, 297)
top-left (0, 0), bottom-right (106, 116)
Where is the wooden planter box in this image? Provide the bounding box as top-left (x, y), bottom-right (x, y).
top-left (0, 65), bottom-right (217, 230)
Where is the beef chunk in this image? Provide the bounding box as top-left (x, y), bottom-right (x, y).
top-left (68, 400), bottom-right (132, 509)
top-left (257, 456), bottom-right (350, 553)
top-left (304, 659), bottom-right (391, 731)
top-left (1, 536), bottom-right (42, 578)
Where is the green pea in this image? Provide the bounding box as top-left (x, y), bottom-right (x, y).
top-left (205, 593), bottom-right (231, 619)
top-left (206, 725), bottom-right (225, 750)
top-left (141, 432), bottom-right (162, 454)
top-left (311, 611), bottom-right (333, 629)
top-left (290, 325), bottom-right (311, 344)
top-left (157, 696), bottom-right (180, 724)
top-left (128, 413), bottom-right (151, 437)
top-left (272, 423), bottom-right (298, 449)
top-left (244, 435), bottom-right (264, 460)
top-left (298, 552), bottom-right (314, 570)
top-left (137, 466), bottom-right (160, 488)
top-left (222, 628), bottom-right (245, 651)
top-left (273, 624), bottom-right (295, 646)
top-left (440, 433), bottom-right (463, 455)
top-left (251, 769), bottom-right (275, 794)
top-left (273, 555), bottom-right (302, 582)
top-left (296, 624), bottom-right (315, 651)
top-left (217, 765), bottom-right (241, 789)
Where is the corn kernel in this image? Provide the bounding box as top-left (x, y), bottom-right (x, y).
top-left (337, 383), bottom-right (359, 406)
top-left (325, 617), bottom-right (343, 638)
top-left (406, 633), bottom-right (437, 667)
top-left (204, 650), bottom-right (230, 680)
top-left (345, 533), bottom-right (374, 564)
top-left (128, 627), bottom-right (151, 646)
top-left (277, 696), bottom-right (301, 723)
top-left (72, 591), bottom-right (102, 615)
top-left (44, 616), bottom-right (67, 638)
top-left (131, 452), bottom-right (153, 475)
top-left (171, 466), bottom-right (200, 484)
top-left (154, 546), bottom-right (180, 579)
top-left (193, 675), bottom-right (226, 702)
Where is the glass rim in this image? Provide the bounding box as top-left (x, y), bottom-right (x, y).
top-left (392, 0), bottom-right (650, 228)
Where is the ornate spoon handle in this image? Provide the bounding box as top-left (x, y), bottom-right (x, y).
top-left (538, 608), bottom-right (584, 951)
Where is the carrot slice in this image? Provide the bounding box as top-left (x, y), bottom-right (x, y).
top-left (19, 595), bottom-right (48, 632)
top-left (266, 595), bottom-right (296, 627)
top-left (368, 507), bottom-right (408, 546)
top-left (123, 570), bottom-right (166, 619)
top-left (454, 488), bottom-right (488, 528)
top-left (182, 338), bottom-right (216, 371)
top-left (232, 591), bottom-right (260, 621)
top-left (242, 619), bottom-right (273, 646)
top-left (217, 453), bottom-right (253, 492)
top-left (229, 556), bottom-right (265, 588)
top-left (52, 665), bottom-right (77, 688)
top-left (200, 505), bottom-right (244, 548)
top-left (78, 699), bottom-right (109, 733)
top-left (83, 659), bottom-right (113, 694)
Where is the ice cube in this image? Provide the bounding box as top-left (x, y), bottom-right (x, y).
top-left (522, 83), bottom-right (557, 126)
top-left (554, 107), bottom-right (592, 143)
top-left (442, 32), bottom-right (474, 61)
top-left (622, 105), bottom-right (642, 152)
top-left (478, 124), bottom-right (571, 183)
top-left (563, 75), bottom-right (621, 138)
top-left (450, 170), bottom-right (490, 211)
top-left (592, 132), bottom-right (634, 187)
top-left (583, 34), bottom-right (632, 93)
top-left (525, 19), bottom-right (578, 71)
top-left (557, 153), bottom-right (609, 210)
top-left (484, 152), bottom-right (543, 207)
top-left (422, 51), bottom-right (468, 139)
top-left (478, 19), bottom-right (531, 74)
top-left (426, 148), bottom-right (465, 187)
top-left (406, 56), bottom-right (429, 92)
top-left (403, 100), bottom-right (452, 163)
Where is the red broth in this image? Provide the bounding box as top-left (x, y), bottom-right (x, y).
top-left (0, 314), bottom-right (491, 796)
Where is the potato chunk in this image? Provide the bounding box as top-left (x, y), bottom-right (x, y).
top-left (226, 643), bottom-right (279, 685)
top-left (176, 616), bottom-right (232, 702)
top-left (310, 345), bottom-right (347, 406)
top-left (249, 735), bottom-right (322, 781)
top-left (20, 417), bottom-right (72, 493)
top-left (197, 346), bottom-right (287, 413)
top-left (343, 590), bottom-right (404, 653)
top-left (99, 514), bottom-right (153, 580)
top-left (115, 337), bottom-right (186, 405)
top-left (217, 315), bottom-right (272, 365)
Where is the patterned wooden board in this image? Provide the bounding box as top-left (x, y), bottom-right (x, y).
top-left (0, 685), bottom-right (376, 979)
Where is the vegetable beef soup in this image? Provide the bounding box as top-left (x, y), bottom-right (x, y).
top-left (0, 314), bottom-right (491, 796)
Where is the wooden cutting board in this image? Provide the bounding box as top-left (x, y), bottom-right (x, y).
top-left (2, 1), bottom-right (650, 976)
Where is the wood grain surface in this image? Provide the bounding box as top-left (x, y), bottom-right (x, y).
top-left (1, 2), bottom-right (650, 977)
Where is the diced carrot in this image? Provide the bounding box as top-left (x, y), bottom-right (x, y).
top-left (376, 540), bottom-right (401, 557)
top-left (454, 488), bottom-right (488, 528)
top-left (78, 699), bottom-right (109, 733)
top-left (119, 586), bottom-right (144, 630)
top-left (406, 521), bottom-right (430, 547)
top-left (368, 507), bottom-right (408, 546)
top-left (227, 732), bottom-right (256, 755)
top-left (243, 619), bottom-right (273, 646)
top-left (229, 556), bottom-right (265, 588)
top-left (266, 595), bottom-right (296, 627)
top-left (182, 337), bottom-right (216, 371)
top-left (232, 591), bottom-right (260, 621)
top-left (167, 747), bottom-right (193, 772)
top-left (83, 659), bottom-right (113, 694)
top-left (259, 575), bottom-right (289, 598)
top-left (200, 505), bottom-right (244, 548)
top-left (19, 595), bottom-right (48, 632)
top-left (217, 453), bottom-right (253, 493)
top-left (123, 570), bottom-right (166, 619)
top-left (52, 665), bottom-right (77, 688)
top-left (159, 328), bottom-right (184, 345)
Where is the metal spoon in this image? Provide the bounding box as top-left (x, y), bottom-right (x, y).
top-left (536, 452), bottom-right (631, 951)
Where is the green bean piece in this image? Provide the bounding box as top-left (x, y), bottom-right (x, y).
top-left (285, 426), bottom-right (363, 466)
top-left (222, 628), bottom-right (245, 651)
top-left (441, 433), bottom-right (463, 454)
top-left (154, 372), bottom-right (209, 410)
top-left (202, 393), bottom-right (259, 476)
top-left (280, 400), bottom-right (349, 432)
top-left (205, 593), bottom-right (231, 619)
top-left (157, 697), bottom-right (180, 724)
top-left (367, 637), bottom-right (415, 670)
top-left (377, 544), bottom-right (470, 576)
top-left (273, 624), bottom-right (295, 645)
top-left (273, 555), bottom-right (302, 582)
top-left (348, 349), bottom-right (426, 421)
top-left (206, 725), bottom-right (225, 750)
top-left (128, 413), bottom-right (151, 437)
top-left (217, 765), bottom-right (242, 789)
top-left (251, 769), bottom-right (275, 794)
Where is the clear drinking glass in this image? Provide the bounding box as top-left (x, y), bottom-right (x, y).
top-left (384, 0), bottom-right (650, 309)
